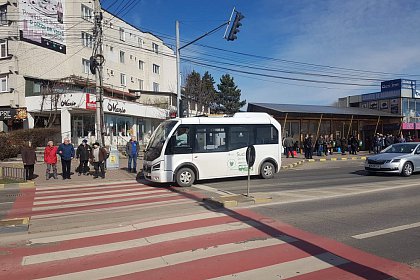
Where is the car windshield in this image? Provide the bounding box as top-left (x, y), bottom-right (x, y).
top-left (382, 143), bottom-right (418, 154)
top-left (144, 120), bottom-right (177, 161)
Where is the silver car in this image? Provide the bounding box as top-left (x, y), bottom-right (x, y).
top-left (365, 142), bottom-right (420, 176)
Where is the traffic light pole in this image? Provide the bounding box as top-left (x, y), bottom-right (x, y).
top-left (175, 21), bottom-right (230, 118)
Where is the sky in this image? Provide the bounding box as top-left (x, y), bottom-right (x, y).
top-left (103, 0), bottom-right (420, 107)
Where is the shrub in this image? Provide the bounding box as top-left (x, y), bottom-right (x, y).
top-left (0, 128), bottom-right (60, 160)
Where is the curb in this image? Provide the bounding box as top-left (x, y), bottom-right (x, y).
top-left (280, 156), bottom-right (367, 170)
top-left (0, 181), bottom-right (35, 190)
top-left (203, 194), bottom-right (273, 209)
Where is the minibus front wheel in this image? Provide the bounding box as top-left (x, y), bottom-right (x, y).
top-left (176, 167), bottom-right (195, 187)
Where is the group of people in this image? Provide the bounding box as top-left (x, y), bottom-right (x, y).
top-left (291, 134), bottom-right (363, 160)
top-left (370, 133), bottom-right (408, 154)
top-left (21, 138), bottom-right (109, 180)
top-left (21, 136), bottom-right (141, 181)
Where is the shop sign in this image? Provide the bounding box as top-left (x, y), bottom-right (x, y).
top-left (0, 108), bottom-right (28, 121)
top-left (60, 99), bottom-right (77, 107)
top-left (402, 123), bottom-right (415, 130)
top-left (381, 79), bottom-right (402, 92)
top-left (86, 94), bottom-right (96, 110)
top-left (107, 101), bottom-right (126, 114)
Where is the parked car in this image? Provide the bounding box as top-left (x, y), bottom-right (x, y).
top-left (365, 142), bottom-right (420, 177)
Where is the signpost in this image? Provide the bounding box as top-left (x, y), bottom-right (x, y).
top-left (246, 145), bottom-right (255, 197)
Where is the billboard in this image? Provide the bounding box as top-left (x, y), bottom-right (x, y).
top-left (19, 0), bottom-right (66, 54)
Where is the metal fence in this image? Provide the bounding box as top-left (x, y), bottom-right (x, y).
top-left (0, 166), bottom-right (27, 182)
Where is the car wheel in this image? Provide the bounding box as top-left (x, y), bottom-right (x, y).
top-left (261, 162), bottom-right (275, 179)
top-left (401, 162), bottom-right (413, 177)
top-left (176, 167), bottom-right (195, 187)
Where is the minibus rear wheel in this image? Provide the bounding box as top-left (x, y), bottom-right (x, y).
top-left (176, 167), bottom-right (195, 187)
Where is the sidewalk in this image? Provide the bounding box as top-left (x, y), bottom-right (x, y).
top-left (280, 151), bottom-right (369, 169)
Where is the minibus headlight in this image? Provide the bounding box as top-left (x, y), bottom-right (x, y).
top-left (152, 162), bottom-right (161, 171)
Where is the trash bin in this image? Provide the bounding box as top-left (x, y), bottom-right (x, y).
top-left (106, 146), bottom-right (120, 170)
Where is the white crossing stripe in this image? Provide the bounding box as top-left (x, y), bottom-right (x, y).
top-left (31, 199), bottom-right (193, 220)
top-left (33, 189), bottom-right (168, 205)
top-left (34, 186), bottom-right (149, 200)
top-left (32, 193), bottom-right (178, 211)
top-left (24, 221), bottom-right (284, 265)
top-left (34, 237), bottom-right (294, 280)
top-left (29, 211), bottom-right (228, 244)
top-left (211, 252), bottom-right (349, 280)
top-left (352, 221), bottom-right (420, 239)
top-left (35, 181), bottom-right (139, 191)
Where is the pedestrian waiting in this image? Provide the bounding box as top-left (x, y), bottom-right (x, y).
top-left (44, 141), bottom-right (58, 180)
top-left (90, 142), bottom-right (108, 179)
top-left (76, 139), bottom-right (92, 176)
top-left (126, 136), bottom-right (140, 173)
top-left (57, 138), bottom-right (75, 180)
top-left (21, 141), bottom-right (37, 180)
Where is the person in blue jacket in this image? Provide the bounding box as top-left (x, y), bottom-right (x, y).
top-left (57, 138), bottom-right (75, 180)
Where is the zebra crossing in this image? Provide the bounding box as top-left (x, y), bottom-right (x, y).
top-left (0, 181), bottom-right (418, 279)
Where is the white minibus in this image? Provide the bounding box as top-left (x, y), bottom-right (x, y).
top-left (143, 112), bottom-right (282, 187)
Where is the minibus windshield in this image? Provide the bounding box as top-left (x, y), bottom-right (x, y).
top-left (144, 120), bottom-right (177, 161)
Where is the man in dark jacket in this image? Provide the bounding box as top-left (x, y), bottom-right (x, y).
top-left (126, 136), bottom-right (139, 173)
top-left (21, 141), bottom-right (37, 180)
top-left (283, 135), bottom-right (294, 158)
top-left (57, 138), bottom-right (75, 180)
top-left (76, 139), bottom-right (91, 176)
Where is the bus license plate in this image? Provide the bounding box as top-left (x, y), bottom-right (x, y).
top-left (369, 164), bottom-right (381, 169)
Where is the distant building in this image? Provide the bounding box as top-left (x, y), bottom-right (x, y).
top-left (338, 78), bottom-right (419, 138)
top-left (0, 0), bottom-right (178, 145)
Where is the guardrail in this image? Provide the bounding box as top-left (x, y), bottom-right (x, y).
top-left (0, 166), bottom-right (27, 182)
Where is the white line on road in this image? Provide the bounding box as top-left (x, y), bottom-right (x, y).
top-left (29, 212), bottom-right (228, 244)
top-left (210, 252), bottom-right (349, 280)
top-left (33, 237), bottom-right (295, 280)
top-left (23, 221), bottom-right (277, 265)
top-left (352, 222), bottom-right (420, 239)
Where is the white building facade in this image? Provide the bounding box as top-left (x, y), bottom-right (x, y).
top-left (0, 0), bottom-right (177, 145)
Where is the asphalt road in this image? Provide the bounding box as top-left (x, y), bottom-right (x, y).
top-left (198, 160), bottom-right (420, 268)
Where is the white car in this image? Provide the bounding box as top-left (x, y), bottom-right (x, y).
top-left (365, 142), bottom-right (420, 177)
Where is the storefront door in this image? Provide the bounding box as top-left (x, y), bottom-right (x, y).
top-left (72, 118), bottom-right (84, 144)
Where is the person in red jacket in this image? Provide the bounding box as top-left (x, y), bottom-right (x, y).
top-left (44, 140), bottom-right (58, 180)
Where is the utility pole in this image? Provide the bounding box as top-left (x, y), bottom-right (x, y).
top-left (176, 21), bottom-right (181, 118)
top-left (93, 0), bottom-right (105, 145)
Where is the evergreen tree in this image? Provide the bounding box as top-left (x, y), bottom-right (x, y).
top-left (215, 74), bottom-right (246, 114)
top-left (182, 70), bottom-right (201, 116)
top-left (200, 71), bottom-right (216, 113)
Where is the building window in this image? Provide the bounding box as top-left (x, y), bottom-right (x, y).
top-left (138, 37), bottom-right (143, 48)
top-left (152, 43), bottom-right (159, 54)
top-left (120, 73), bottom-right (126, 86)
top-left (153, 64), bottom-right (160, 74)
top-left (0, 75), bottom-right (8, 92)
top-left (119, 50), bottom-right (125, 63)
top-left (0, 5), bottom-right (7, 26)
top-left (82, 32), bottom-right (93, 48)
top-left (82, 59), bottom-right (90, 74)
top-left (0, 39), bottom-right (7, 58)
top-left (81, 4), bottom-right (93, 21)
top-left (153, 82), bottom-right (159, 92)
top-left (119, 28), bottom-right (125, 41)
top-left (138, 60), bottom-right (144, 70)
top-left (138, 79), bottom-right (144, 90)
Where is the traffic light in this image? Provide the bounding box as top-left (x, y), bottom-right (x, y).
top-left (227, 11), bottom-right (244, 41)
top-left (89, 56), bottom-right (97, 75)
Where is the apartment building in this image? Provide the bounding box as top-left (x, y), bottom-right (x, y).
top-left (0, 0), bottom-right (177, 145)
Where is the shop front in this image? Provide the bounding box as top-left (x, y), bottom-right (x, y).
top-left (26, 92), bottom-right (167, 145)
top-left (0, 107), bottom-right (28, 132)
